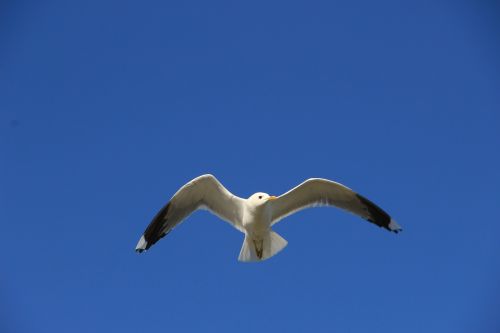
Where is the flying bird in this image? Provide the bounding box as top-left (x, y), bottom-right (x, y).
top-left (135, 174), bottom-right (401, 262)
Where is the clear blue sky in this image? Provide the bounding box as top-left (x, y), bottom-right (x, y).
top-left (1, 1), bottom-right (499, 332)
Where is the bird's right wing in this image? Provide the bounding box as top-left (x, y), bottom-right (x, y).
top-left (136, 174), bottom-right (245, 252)
top-left (270, 178), bottom-right (401, 232)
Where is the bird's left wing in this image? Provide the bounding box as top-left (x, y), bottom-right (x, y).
top-left (136, 174), bottom-right (245, 252)
top-left (270, 178), bottom-right (401, 233)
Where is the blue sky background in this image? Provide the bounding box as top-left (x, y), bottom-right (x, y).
top-left (1, 1), bottom-right (499, 332)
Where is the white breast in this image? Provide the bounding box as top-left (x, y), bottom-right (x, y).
top-left (242, 202), bottom-right (272, 236)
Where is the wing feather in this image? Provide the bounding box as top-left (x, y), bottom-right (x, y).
top-left (270, 178), bottom-right (401, 232)
top-left (136, 174), bottom-right (245, 252)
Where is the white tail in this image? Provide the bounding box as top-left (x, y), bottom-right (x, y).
top-left (238, 231), bottom-right (288, 262)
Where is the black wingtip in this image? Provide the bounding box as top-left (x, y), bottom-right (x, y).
top-left (140, 202), bottom-right (172, 250)
top-left (355, 193), bottom-right (401, 233)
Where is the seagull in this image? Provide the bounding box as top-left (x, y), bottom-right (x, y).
top-left (135, 174), bottom-right (401, 262)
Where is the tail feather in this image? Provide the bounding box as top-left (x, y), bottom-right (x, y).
top-left (238, 231), bottom-right (288, 262)
top-left (238, 236), bottom-right (258, 262)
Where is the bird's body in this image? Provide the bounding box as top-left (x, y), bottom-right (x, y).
top-left (237, 192), bottom-right (288, 261)
top-left (242, 193), bottom-right (272, 236)
top-left (136, 174), bottom-right (401, 262)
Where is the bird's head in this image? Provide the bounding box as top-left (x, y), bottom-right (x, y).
top-left (248, 192), bottom-right (278, 206)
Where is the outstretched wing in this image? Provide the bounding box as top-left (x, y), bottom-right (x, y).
top-left (136, 174), bottom-right (245, 252)
top-left (270, 178), bottom-right (401, 232)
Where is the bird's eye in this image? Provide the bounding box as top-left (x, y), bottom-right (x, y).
top-left (258, 196), bottom-right (262, 199)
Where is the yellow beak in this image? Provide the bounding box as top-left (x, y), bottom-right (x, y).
top-left (268, 196), bottom-right (278, 201)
